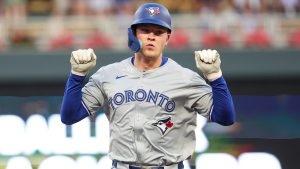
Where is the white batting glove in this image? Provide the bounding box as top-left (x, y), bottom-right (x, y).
top-left (70, 48), bottom-right (97, 76)
top-left (195, 49), bottom-right (222, 81)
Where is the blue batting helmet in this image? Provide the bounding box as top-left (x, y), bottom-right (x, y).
top-left (131, 3), bottom-right (172, 32)
top-left (128, 3), bottom-right (172, 53)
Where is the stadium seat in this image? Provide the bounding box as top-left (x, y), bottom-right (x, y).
top-left (6, 156), bottom-right (33, 169)
top-left (201, 31), bottom-right (231, 48)
top-left (168, 29), bottom-right (189, 49)
top-left (84, 31), bottom-right (112, 49)
top-left (0, 39), bottom-right (6, 51)
top-left (196, 153), bottom-right (238, 169)
top-left (244, 27), bottom-right (270, 48)
top-left (38, 155), bottom-right (77, 169)
top-left (288, 29), bottom-right (300, 48)
top-left (48, 31), bottom-right (74, 50)
top-left (238, 152), bottom-right (282, 169)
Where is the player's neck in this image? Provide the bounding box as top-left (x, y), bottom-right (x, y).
top-left (134, 53), bottom-right (162, 71)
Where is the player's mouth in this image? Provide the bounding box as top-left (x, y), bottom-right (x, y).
top-left (146, 43), bottom-right (155, 48)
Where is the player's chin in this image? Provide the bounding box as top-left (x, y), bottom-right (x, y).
top-left (142, 48), bottom-right (161, 58)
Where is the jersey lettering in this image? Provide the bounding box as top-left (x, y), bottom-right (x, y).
top-left (108, 89), bottom-right (176, 112)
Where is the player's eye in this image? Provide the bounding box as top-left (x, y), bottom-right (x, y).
top-left (154, 30), bottom-right (164, 36)
top-left (140, 28), bottom-right (150, 34)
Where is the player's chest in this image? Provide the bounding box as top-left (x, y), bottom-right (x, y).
top-left (103, 73), bottom-right (184, 114)
top-left (103, 73), bottom-right (184, 98)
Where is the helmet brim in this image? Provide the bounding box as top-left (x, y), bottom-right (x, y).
top-left (131, 18), bottom-right (172, 32)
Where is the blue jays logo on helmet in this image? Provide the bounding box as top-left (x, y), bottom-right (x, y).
top-left (152, 117), bottom-right (174, 135)
top-left (146, 7), bottom-right (160, 16)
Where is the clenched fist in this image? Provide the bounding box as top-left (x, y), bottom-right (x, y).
top-left (195, 49), bottom-right (222, 81)
top-left (70, 48), bottom-right (97, 76)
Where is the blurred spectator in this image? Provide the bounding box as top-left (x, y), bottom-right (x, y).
top-left (260, 0), bottom-right (279, 13)
top-left (281, 0), bottom-right (298, 18)
top-left (3, 0), bottom-right (27, 19)
top-left (3, 0), bottom-right (28, 48)
top-left (83, 29), bottom-right (112, 49)
top-left (113, 0), bottom-right (136, 14)
top-left (0, 0), bottom-right (4, 16)
top-left (52, 0), bottom-right (70, 16)
top-left (232, 0), bottom-right (271, 45)
top-left (268, 0), bottom-right (285, 13)
top-left (0, 15), bottom-right (8, 51)
top-left (244, 25), bottom-right (271, 48)
top-left (0, 0), bottom-right (299, 50)
top-left (198, 0), bottom-right (236, 48)
top-left (233, 0), bottom-right (262, 13)
top-left (41, 16), bottom-right (70, 50)
top-left (112, 0), bottom-right (136, 32)
top-left (70, 0), bottom-right (89, 16)
top-left (27, 0), bottom-right (52, 16)
top-left (87, 0), bottom-right (113, 16)
top-left (168, 29), bottom-right (190, 49)
top-left (154, 0), bottom-right (201, 13)
top-left (238, 14), bottom-right (257, 38)
top-left (288, 29), bottom-right (300, 48)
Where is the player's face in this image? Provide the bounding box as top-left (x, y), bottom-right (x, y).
top-left (135, 24), bottom-right (170, 58)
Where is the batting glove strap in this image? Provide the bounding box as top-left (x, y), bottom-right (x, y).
top-left (206, 70), bottom-right (222, 82)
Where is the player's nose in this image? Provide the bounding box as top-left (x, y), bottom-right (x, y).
top-left (147, 32), bottom-right (156, 40)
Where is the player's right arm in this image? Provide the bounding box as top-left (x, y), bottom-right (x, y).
top-left (195, 49), bottom-right (236, 126)
top-left (60, 49), bottom-right (97, 125)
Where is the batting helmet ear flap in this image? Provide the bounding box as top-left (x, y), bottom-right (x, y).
top-left (128, 27), bottom-right (142, 53)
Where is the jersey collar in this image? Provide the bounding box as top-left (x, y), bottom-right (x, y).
top-left (131, 56), bottom-right (168, 67)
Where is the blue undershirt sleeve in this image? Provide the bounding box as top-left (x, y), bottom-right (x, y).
top-left (60, 73), bottom-right (89, 125)
top-left (209, 76), bottom-right (236, 126)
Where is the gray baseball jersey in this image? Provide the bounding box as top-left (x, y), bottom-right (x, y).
top-left (81, 57), bottom-right (213, 166)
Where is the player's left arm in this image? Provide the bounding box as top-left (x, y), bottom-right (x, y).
top-left (195, 49), bottom-right (236, 126)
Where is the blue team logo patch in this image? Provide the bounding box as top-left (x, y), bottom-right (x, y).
top-left (146, 7), bottom-right (160, 16)
top-left (152, 117), bottom-right (173, 135)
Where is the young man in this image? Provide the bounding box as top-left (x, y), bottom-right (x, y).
top-left (61, 3), bottom-right (236, 169)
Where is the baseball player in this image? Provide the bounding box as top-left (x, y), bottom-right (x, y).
top-left (61, 3), bottom-right (236, 169)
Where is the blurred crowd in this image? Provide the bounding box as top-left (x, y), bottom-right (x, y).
top-left (0, 0), bottom-right (300, 51)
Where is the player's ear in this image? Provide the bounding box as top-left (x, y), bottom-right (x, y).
top-left (165, 33), bottom-right (171, 46)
